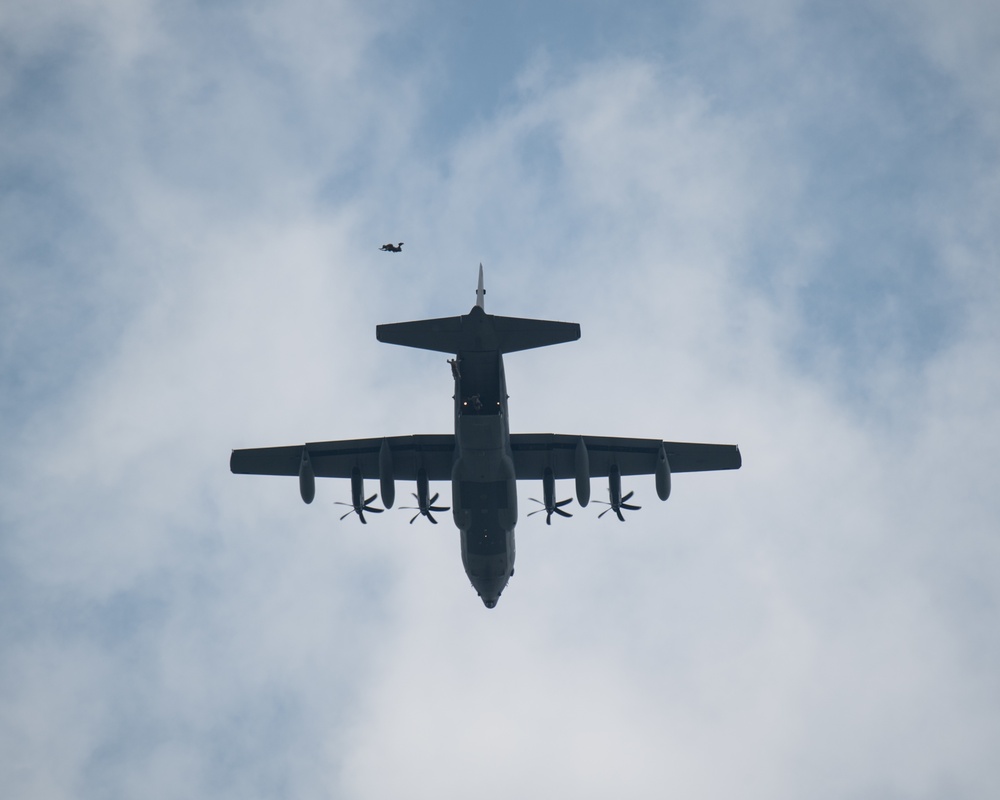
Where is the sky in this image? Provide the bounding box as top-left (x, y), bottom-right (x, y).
top-left (2, 0), bottom-right (999, 797)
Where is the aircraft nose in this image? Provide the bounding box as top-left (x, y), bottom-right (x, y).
top-left (471, 573), bottom-right (509, 609)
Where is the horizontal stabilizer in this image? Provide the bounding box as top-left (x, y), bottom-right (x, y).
top-left (376, 305), bottom-right (580, 354)
top-left (493, 315), bottom-right (581, 353)
top-left (376, 315), bottom-right (463, 354)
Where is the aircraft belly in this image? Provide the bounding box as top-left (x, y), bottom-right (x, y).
top-left (452, 417), bottom-right (517, 607)
top-left (451, 461), bottom-right (518, 532)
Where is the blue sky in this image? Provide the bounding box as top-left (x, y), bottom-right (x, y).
top-left (2, 1), bottom-right (1000, 798)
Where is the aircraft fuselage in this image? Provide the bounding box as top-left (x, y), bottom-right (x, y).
top-left (229, 266), bottom-right (742, 609)
top-left (451, 347), bottom-right (516, 607)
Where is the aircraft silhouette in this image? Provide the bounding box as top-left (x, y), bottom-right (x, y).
top-left (379, 242), bottom-right (403, 252)
top-left (231, 266), bottom-right (741, 608)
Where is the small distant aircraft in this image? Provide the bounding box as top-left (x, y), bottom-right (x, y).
top-left (379, 242), bottom-right (404, 252)
top-left (231, 265), bottom-right (741, 608)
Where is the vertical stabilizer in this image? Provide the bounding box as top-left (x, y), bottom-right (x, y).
top-left (476, 263), bottom-right (485, 310)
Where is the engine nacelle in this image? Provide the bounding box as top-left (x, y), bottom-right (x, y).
top-left (655, 444), bottom-right (671, 501)
top-left (416, 466), bottom-right (429, 508)
top-left (575, 437), bottom-right (591, 507)
top-left (608, 462), bottom-right (622, 505)
top-left (379, 438), bottom-right (395, 509)
top-left (350, 465), bottom-right (364, 507)
top-left (299, 447), bottom-right (316, 504)
top-left (542, 467), bottom-right (556, 509)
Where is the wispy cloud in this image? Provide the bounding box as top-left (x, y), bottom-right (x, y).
top-left (2, 1), bottom-right (999, 798)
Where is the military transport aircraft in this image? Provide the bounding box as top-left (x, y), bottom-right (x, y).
top-left (230, 266), bottom-right (741, 608)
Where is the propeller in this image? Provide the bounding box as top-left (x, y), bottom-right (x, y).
top-left (335, 494), bottom-right (383, 524)
top-left (400, 492), bottom-right (450, 524)
top-left (529, 466), bottom-right (573, 525)
top-left (527, 496), bottom-right (573, 525)
top-left (595, 491), bottom-right (641, 522)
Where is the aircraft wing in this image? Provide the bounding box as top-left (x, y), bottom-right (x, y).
top-left (510, 434), bottom-right (741, 480)
top-left (230, 434), bottom-right (455, 481)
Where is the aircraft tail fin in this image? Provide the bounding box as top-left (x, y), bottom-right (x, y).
top-left (376, 312), bottom-right (579, 354)
top-left (376, 264), bottom-right (580, 354)
top-left (491, 314), bottom-right (580, 353)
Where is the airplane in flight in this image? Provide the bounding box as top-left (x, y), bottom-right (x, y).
top-left (379, 242), bottom-right (404, 252)
top-left (230, 266), bottom-right (741, 608)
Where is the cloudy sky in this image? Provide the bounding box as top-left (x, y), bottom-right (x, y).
top-left (2, 1), bottom-right (999, 797)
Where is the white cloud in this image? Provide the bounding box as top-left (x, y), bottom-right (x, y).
top-left (2, 1), bottom-right (999, 798)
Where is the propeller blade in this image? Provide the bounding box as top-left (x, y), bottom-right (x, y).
top-left (554, 506), bottom-right (573, 518)
top-left (596, 500), bottom-right (630, 521)
top-left (360, 494), bottom-right (383, 515)
top-left (403, 503), bottom-right (445, 523)
top-left (336, 497), bottom-right (381, 523)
